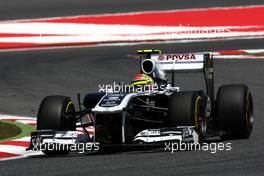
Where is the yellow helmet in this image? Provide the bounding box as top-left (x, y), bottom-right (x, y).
top-left (131, 73), bottom-right (154, 86)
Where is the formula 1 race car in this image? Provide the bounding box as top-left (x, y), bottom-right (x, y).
top-left (27, 49), bottom-right (254, 155)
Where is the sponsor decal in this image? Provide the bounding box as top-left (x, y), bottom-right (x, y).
top-left (158, 55), bottom-right (165, 61)
top-left (164, 54), bottom-right (196, 61)
top-left (148, 130), bottom-right (160, 136)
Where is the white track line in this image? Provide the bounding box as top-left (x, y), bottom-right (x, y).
top-left (0, 114), bottom-right (36, 120)
top-left (0, 23), bottom-right (262, 44)
top-left (0, 145), bottom-right (27, 155)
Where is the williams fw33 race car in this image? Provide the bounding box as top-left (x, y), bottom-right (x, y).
top-left (27, 49), bottom-right (254, 155)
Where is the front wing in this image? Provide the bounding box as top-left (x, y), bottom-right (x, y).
top-left (27, 126), bottom-right (199, 151)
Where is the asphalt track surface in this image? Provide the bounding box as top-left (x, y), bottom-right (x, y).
top-left (0, 1), bottom-right (264, 176)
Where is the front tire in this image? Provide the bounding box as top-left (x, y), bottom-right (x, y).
top-left (37, 95), bottom-right (76, 155)
top-left (167, 91), bottom-right (206, 141)
top-left (216, 84), bottom-right (254, 139)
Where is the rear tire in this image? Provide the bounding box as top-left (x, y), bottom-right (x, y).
top-left (37, 95), bottom-right (76, 155)
top-left (216, 84), bottom-right (254, 139)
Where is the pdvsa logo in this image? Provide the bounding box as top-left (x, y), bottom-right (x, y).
top-left (165, 54), bottom-right (196, 61)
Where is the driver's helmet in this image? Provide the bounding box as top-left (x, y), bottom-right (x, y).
top-left (130, 73), bottom-right (154, 92)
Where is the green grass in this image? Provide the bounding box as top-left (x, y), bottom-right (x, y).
top-left (0, 120), bottom-right (35, 142)
top-left (253, 52), bottom-right (264, 56)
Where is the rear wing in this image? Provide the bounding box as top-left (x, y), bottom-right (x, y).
top-left (137, 49), bottom-right (215, 102)
top-left (137, 49), bottom-right (212, 72)
top-left (151, 53), bottom-right (205, 72)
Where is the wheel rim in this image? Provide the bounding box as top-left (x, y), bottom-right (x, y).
top-left (66, 101), bottom-right (74, 113)
top-left (65, 101), bottom-right (75, 130)
top-left (245, 92), bottom-right (254, 132)
top-left (194, 96), bottom-right (206, 139)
